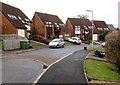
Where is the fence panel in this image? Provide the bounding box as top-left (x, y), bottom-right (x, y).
top-left (3, 40), bottom-right (20, 50)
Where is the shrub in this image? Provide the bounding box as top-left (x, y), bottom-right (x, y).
top-left (31, 35), bottom-right (49, 44)
top-left (100, 31), bottom-right (110, 41)
top-left (105, 31), bottom-right (120, 72)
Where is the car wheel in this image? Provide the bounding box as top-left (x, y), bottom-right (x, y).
top-left (57, 44), bottom-right (59, 48)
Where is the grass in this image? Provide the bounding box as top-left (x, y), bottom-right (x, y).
top-left (90, 49), bottom-right (105, 55)
top-left (32, 45), bottom-right (43, 49)
top-left (0, 41), bottom-right (3, 50)
top-left (85, 59), bottom-right (120, 82)
top-left (64, 41), bottom-right (75, 46)
top-left (82, 41), bottom-right (101, 45)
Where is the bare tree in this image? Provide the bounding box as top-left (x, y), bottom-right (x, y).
top-left (76, 14), bottom-right (88, 19)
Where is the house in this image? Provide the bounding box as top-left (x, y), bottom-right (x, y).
top-left (93, 20), bottom-right (110, 41)
top-left (66, 18), bottom-right (92, 40)
top-left (30, 12), bottom-right (69, 39)
top-left (0, 2), bottom-right (30, 38)
top-left (107, 24), bottom-right (115, 31)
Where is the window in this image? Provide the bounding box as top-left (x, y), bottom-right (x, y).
top-left (7, 14), bottom-right (17, 20)
top-left (65, 33), bottom-right (70, 36)
top-left (97, 28), bottom-right (100, 30)
top-left (88, 26), bottom-right (92, 28)
top-left (59, 24), bottom-right (64, 26)
top-left (25, 19), bottom-right (29, 22)
top-left (100, 28), bottom-right (103, 30)
top-left (18, 16), bottom-right (22, 20)
top-left (49, 22), bottom-right (52, 24)
top-left (55, 23), bottom-right (57, 25)
top-left (75, 26), bottom-right (78, 28)
top-left (22, 20), bottom-right (25, 23)
top-left (46, 22), bottom-right (49, 24)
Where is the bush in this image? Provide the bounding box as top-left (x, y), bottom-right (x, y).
top-left (105, 31), bottom-right (120, 72)
top-left (100, 31), bottom-right (110, 41)
top-left (31, 35), bottom-right (49, 44)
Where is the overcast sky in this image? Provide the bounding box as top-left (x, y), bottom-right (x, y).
top-left (1, 0), bottom-right (119, 28)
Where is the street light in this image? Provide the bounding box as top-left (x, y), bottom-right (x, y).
top-left (86, 10), bottom-right (94, 50)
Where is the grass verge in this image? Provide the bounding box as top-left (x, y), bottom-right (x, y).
top-left (85, 59), bottom-right (120, 82)
top-left (64, 41), bottom-right (75, 46)
top-left (90, 49), bottom-right (105, 55)
top-left (0, 41), bottom-right (3, 50)
top-left (32, 45), bottom-right (43, 49)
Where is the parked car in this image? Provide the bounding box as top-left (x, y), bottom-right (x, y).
top-left (94, 50), bottom-right (105, 58)
top-left (101, 42), bottom-right (105, 47)
top-left (49, 39), bottom-right (65, 48)
top-left (66, 37), bottom-right (81, 45)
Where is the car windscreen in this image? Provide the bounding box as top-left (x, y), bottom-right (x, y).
top-left (52, 39), bottom-right (60, 42)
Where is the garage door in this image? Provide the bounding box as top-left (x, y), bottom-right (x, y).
top-left (18, 29), bottom-right (25, 37)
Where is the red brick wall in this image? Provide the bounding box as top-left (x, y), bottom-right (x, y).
top-left (1, 12), bottom-right (27, 37)
top-left (66, 19), bottom-right (74, 37)
top-left (1, 12), bottom-right (18, 35)
top-left (30, 13), bottom-right (46, 37)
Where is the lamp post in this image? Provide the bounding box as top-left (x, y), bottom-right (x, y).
top-left (86, 10), bottom-right (94, 50)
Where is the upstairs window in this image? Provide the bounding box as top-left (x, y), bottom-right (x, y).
top-left (7, 14), bottom-right (17, 20)
top-left (59, 24), bottom-right (64, 26)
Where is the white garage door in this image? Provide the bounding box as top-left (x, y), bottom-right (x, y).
top-left (93, 34), bottom-right (98, 41)
top-left (18, 29), bottom-right (25, 37)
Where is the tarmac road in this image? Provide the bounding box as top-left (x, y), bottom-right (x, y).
top-left (2, 58), bottom-right (43, 83)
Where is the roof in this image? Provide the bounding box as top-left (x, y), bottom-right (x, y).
top-left (35, 12), bottom-right (64, 25)
top-left (107, 24), bottom-right (115, 31)
top-left (0, 2), bottom-right (30, 29)
top-left (93, 20), bottom-right (108, 28)
top-left (93, 20), bottom-right (110, 33)
top-left (67, 18), bottom-right (92, 28)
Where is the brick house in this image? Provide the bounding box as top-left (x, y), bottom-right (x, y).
top-left (0, 2), bottom-right (30, 37)
top-left (93, 20), bottom-right (110, 41)
top-left (66, 18), bottom-right (92, 40)
top-left (30, 12), bottom-right (69, 39)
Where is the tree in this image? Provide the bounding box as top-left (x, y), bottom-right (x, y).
top-left (105, 31), bottom-right (120, 72)
top-left (76, 14), bottom-right (88, 19)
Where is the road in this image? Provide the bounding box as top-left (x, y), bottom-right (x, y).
top-left (1, 45), bottom-right (102, 83)
top-left (20, 45), bottom-right (90, 58)
top-left (2, 58), bottom-right (43, 83)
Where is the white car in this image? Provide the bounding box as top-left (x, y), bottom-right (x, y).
top-left (49, 39), bottom-right (65, 48)
top-left (101, 42), bottom-right (105, 47)
top-left (67, 37), bottom-right (82, 45)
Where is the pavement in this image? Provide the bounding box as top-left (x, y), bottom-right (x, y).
top-left (36, 50), bottom-right (89, 84)
top-left (2, 48), bottom-right (40, 56)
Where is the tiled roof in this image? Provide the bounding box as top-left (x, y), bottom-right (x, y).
top-left (0, 2), bottom-right (30, 29)
top-left (107, 24), bottom-right (115, 31)
top-left (93, 20), bottom-right (110, 33)
top-left (35, 12), bottom-right (64, 25)
top-left (93, 21), bottom-right (108, 28)
top-left (68, 18), bottom-right (92, 28)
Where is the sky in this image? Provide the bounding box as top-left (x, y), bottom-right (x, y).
top-left (1, 0), bottom-right (119, 28)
